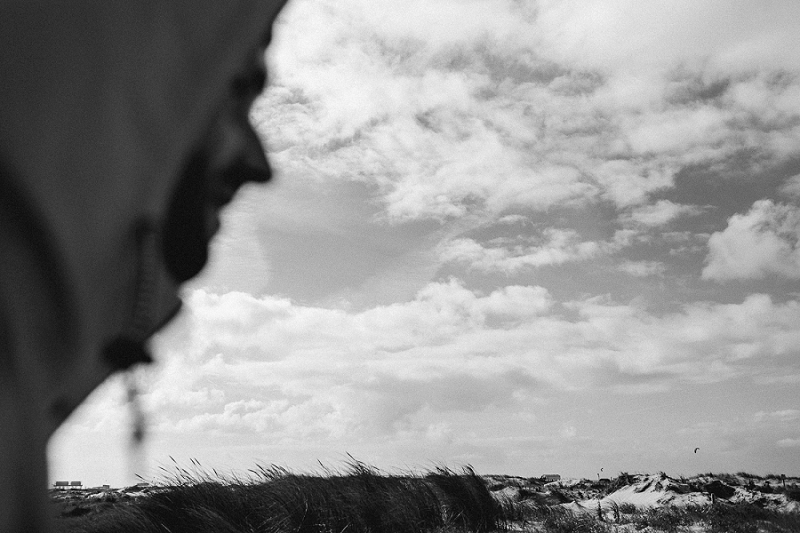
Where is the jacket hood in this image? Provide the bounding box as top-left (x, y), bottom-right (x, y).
top-left (0, 0), bottom-right (289, 430)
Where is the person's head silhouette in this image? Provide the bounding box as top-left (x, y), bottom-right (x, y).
top-left (0, 2), bottom-right (290, 531)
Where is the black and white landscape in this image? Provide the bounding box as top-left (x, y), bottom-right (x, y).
top-left (51, 0), bottom-right (800, 490)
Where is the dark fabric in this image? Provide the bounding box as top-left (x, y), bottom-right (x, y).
top-left (0, 2), bottom-right (289, 531)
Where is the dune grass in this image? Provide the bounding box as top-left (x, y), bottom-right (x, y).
top-left (55, 465), bottom-right (800, 533)
top-left (55, 460), bottom-right (502, 533)
top-left (491, 475), bottom-right (800, 533)
top-left (494, 499), bottom-right (800, 533)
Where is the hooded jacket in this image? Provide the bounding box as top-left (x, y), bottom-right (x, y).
top-left (0, 2), bottom-right (289, 530)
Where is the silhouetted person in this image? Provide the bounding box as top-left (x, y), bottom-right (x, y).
top-left (0, 2), bottom-right (289, 531)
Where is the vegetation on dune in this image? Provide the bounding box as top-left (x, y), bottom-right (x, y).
top-left (55, 460), bottom-right (502, 533)
top-left (53, 466), bottom-right (800, 533)
top-left (495, 497), bottom-right (800, 533)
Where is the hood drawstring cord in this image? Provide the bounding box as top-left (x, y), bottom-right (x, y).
top-left (102, 221), bottom-right (160, 473)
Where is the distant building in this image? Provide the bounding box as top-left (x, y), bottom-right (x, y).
top-left (542, 474), bottom-right (561, 483)
top-left (53, 481), bottom-right (83, 490)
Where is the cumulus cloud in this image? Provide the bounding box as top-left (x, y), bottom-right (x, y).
top-left (496, 214), bottom-right (528, 225)
top-left (617, 260), bottom-right (666, 277)
top-left (591, 160), bottom-right (676, 208)
top-left (143, 282), bottom-right (800, 444)
top-left (532, 0), bottom-right (800, 73)
top-left (776, 438), bottom-right (800, 448)
top-left (259, 0), bottom-right (800, 226)
top-left (703, 200), bottom-right (800, 281)
top-left (754, 409), bottom-right (800, 423)
top-left (624, 200), bottom-right (702, 227)
top-left (438, 231), bottom-right (604, 273)
top-left (779, 174), bottom-right (800, 199)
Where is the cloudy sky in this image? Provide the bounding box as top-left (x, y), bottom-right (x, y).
top-left (51, 0), bottom-right (800, 486)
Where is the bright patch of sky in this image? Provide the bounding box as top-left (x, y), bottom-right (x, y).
top-left (51, 0), bottom-right (800, 486)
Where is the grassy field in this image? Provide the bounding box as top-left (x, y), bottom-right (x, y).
top-left (52, 463), bottom-right (800, 533)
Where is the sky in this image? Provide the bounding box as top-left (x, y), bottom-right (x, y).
top-left (50, 0), bottom-right (800, 487)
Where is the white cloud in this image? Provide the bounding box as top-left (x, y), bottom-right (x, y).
top-left (533, 0), bottom-right (800, 74)
top-left (142, 283), bottom-right (800, 443)
top-left (776, 438), bottom-right (800, 448)
top-left (754, 409), bottom-right (800, 423)
top-left (617, 261), bottom-right (666, 277)
top-left (624, 200), bottom-right (702, 227)
top-left (496, 214), bottom-right (528, 225)
top-left (146, 359), bottom-right (226, 411)
top-left (319, 0), bottom-right (531, 50)
top-left (625, 106), bottom-right (731, 155)
top-left (54, 279), bottom-right (800, 482)
top-left (438, 231), bottom-right (603, 273)
top-left (590, 160), bottom-right (676, 208)
top-left (259, 0), bottom-right (800, 227)
top-left (703, 200), bottom-right (800, 281)
top-left (779, 174), bottom-right (800, 199)
top-left (479, 284), bottom-right (553, 316)
top-left (726, 74), bottom-right (800, 125)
